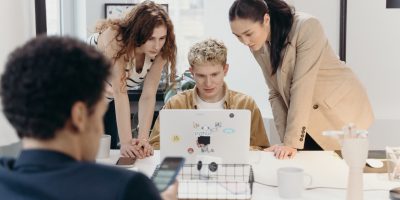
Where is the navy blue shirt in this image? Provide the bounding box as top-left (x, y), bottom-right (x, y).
top-left (0, 150), bottom-right (161, 200)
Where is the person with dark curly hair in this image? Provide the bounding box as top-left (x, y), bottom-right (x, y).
top-left (88, 0), bottom-right (177, 159)
top-left (0, 36), bottom-right (177, 200)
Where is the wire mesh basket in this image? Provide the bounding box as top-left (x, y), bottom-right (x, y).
top-left (155, 164), bottom-right (254, 200)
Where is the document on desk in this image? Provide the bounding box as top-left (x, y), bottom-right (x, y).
top-left (251, 151), bottom-right (349, 189)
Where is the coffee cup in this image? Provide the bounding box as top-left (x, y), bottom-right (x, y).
top-left (96, 134), bottom-right (111, 159)
top-left (277, 167), bottom-right (312, 198)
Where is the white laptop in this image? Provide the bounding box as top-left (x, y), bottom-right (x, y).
top-left (160, 109), bottom-right (250, 164)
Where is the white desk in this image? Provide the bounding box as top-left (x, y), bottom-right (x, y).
top-left (97, 150), bottom-right (399, 200)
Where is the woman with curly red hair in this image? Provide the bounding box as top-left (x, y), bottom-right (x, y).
top-left (88, 0), bottom-right (177, 159)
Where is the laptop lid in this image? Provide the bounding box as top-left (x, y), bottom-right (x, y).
top-left (160, 109), bottom-right (250, 164)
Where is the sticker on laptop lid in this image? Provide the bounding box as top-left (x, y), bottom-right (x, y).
top-left (223, 128), bottom-right (235, 134)
top-left (170, 134), bottom-right (181, 143)
top-left (187, 147), bottom-right (194, 154)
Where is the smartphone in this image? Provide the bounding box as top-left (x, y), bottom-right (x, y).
top-left (151, 157), bottom-right (185, 192)
top-left (115, 157), bottom-right (136, 168)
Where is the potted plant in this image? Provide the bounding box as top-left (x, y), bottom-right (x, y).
top-left (164, 69), bottom-right (195, 103)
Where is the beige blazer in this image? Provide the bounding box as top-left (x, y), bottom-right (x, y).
top-left (252, 12), bottom-right (374, 150)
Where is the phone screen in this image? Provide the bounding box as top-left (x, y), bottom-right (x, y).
top-left (152, 157), bottom-right (185, 192)
top-left (116, 157), bottom-right (136, 166)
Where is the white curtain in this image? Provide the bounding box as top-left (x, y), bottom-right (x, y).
top-left (0, 0), bottom-right (36, 146)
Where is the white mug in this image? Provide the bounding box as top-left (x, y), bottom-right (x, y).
top-left (277, 167), bottom-right (312, 198)
top-left (96, 134), bottom-right (111, 159)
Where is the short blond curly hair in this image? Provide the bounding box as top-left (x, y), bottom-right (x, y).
top-left (188, 39), bottom-right (227, 67)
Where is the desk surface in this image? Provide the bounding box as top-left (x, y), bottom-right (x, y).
top-left (97, 150), bottom-right (399, 200)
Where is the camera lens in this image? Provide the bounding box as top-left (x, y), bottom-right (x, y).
top-left (229, 113), bottom-right (234, 118)
top-left (208, 162), bottom-right (218, 172)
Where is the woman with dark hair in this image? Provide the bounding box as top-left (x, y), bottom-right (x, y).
top-left (88, 0), bottom-right (177, 158)
top-left (229, 0), bottom-right (374, 159)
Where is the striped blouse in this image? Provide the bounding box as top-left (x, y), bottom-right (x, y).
top-left (87, 33), bottom-right (153, 100)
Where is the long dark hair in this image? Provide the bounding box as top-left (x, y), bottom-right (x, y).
top-left (229, 0), bottom-right (294, 74)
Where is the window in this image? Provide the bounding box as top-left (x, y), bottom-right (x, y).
top-left (45, 0), bottom-right (61, 35)
top-left (152, 0), bottom-right (205, 74)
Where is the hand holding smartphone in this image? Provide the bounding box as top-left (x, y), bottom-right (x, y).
top-left (151, 157), bottom-right (185, 192)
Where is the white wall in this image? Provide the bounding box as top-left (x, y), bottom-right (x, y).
top-left (85, 0), bottom-right (109, 36)
top-left (288, 0), bottom-right (340, 55)
top-left (347, 0), bottom-right (400, 148)
top-left (60, 0), bottom-right (76, 37)
top-left (85, 0), bottom-right (143, 38)
top-left (347, 0), bottom-right (400, 120)
top-left (0, 0), bottom-right (36, 146)
top-left (61, 0), bottom-right (88, 40)
top-left (75, 0), bottom-right (88, 40)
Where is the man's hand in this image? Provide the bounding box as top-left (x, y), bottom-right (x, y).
top-left (264, 145), bottom-right (297, 159)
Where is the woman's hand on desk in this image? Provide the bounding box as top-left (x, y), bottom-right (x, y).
top-left (119, 139), bottom-right (153, 158)
top-left (131, 138), bottom-right (154, 159)
top-left (120, 142), bottom-right (137, 158)
top-left (264, 145), bottom-right (297, 159)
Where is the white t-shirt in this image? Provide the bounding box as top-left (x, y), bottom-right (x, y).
top-left (196, 95), bottom-right (224, 109)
